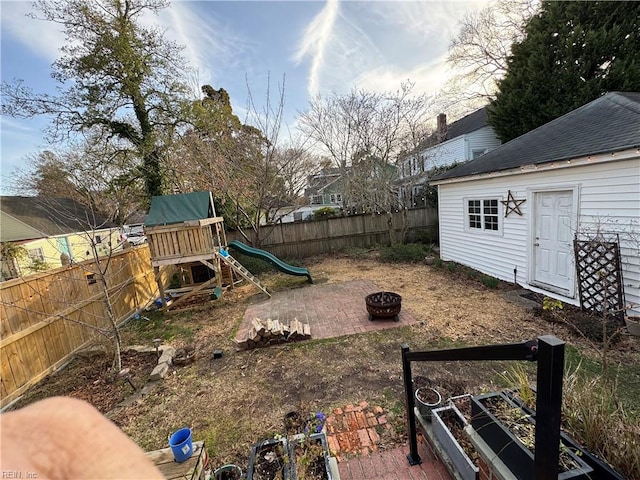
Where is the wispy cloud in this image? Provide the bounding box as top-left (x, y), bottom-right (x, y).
top-left (150, 3), bottom-right (253, 93)
top-left (0, 2), bottom-right (65, 62)
top-left (293, 0), bottom-right (340, 96)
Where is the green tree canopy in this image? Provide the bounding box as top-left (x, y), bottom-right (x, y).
top-left (488, 1), bottom-right (640, 142)
top-left (2, 0), bottom-right (192, 201)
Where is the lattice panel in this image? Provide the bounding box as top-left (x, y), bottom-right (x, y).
top-left (573, 237), bottom-right (624, 323)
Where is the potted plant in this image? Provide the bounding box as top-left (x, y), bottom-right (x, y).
top-left (470, 392), bottom-right (593, 480)
top-left (247, 437), bottom-right (290, 480)
top-left (415, 387), bottom-right (442, 420)
top-left (431, 404), bottom-right (479, 480)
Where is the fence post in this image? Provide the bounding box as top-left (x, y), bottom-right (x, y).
top-left (401, 344), bottom-right (421, 465)
top-left (534, 335), bottom-right (564, 480)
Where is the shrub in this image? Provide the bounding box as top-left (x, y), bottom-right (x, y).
top-left (312, 207), bottom-right (338, 220)
top-left (446, 262), bottom-right (457, 273)
top-left (435, 258), bottom-right (443, 268)
top-left (481, 275), bottom-right (499, 289)
top-left (378, 243), bottom-right (431, 263)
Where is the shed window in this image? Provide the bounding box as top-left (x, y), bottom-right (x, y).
top-left (466, 198), bottom-right (501, 232)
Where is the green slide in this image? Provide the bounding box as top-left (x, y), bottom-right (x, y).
top-left (227, 240), bottom-right (313, 283)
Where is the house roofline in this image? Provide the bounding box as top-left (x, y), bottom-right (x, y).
top-left (429, 148), bottom-right (639, 186)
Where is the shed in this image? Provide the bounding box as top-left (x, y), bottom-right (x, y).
top-left (430, 92), bottom-right (640, 317)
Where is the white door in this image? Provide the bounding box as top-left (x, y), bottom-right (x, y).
top-left (533, 191), bottom-right (575, 295)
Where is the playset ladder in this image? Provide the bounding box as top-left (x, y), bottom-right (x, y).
top-left (219, 254), bottom-right (271, 297)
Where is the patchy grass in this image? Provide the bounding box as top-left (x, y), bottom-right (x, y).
top-left (9, 251), bottom-right (640, 474)
top-left (378, 243), bottom-right (432, 263)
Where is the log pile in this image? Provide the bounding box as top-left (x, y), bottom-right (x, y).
top-left (235, 318), bottom-right (311, 351)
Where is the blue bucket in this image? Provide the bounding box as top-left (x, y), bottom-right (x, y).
top-left (169, 428), bottom-right (193, 463)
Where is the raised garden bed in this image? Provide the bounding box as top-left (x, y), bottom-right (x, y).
top-left (247, 438), bottom-right (290, 480)
top-left (503, 390), bottom-right (626, 480)
top-left (470, 392), bottom-right (593, 480)
top-left (288, 432), bottom-right (333, 480)
top-left (432, 405), bottom-right (478, 480)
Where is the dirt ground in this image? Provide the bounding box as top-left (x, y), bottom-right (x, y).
top-left (7, 251), bottom-right (640, 470)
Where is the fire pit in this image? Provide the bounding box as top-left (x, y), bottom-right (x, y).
top-left (365, 291), bottom-right (402, 322)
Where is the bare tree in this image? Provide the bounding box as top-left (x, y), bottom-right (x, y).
top-left (298, 82), bottom-right (434, 215)
top-left (441, 0), bottom-right (540, 110)
top-left (166, 77), bottom-right (318, 246)
top-left (10, 139), bottom-right (147, 225)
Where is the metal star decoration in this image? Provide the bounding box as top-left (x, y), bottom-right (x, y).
top-left (501, 190), bottom-right (526, 217)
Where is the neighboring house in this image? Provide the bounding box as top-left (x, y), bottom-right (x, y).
top-left (304, 168), bottom-right (345, 207)
top-left (430, 92), bottom-right (640, 316)
top-left (398, 107), bottom-right (502, 207)
top-left (276, 205), bottom-right (335, 224)
top-left (0, 196), bottom-right (119, 280)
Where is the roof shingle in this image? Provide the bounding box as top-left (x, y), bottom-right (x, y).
top-left (432, 92), bottom-right (640, 181)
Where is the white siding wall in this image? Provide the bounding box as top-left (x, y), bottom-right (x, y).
top-left (466, 126), bottom-right (502, 158)
top-left (438, 157), bottom-right (640, 315)
top-left (422, 137), bottom-right (466, 170)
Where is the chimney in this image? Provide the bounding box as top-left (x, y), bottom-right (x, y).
top-left (436, 113), bottom-right (447, 142)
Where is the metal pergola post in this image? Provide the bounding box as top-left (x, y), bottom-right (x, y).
top-left (402, 337), bottom-right (565, 475)
top-left (534, 335), bottom-right (565, 480)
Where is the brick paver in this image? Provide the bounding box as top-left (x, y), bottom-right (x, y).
top-left (236, 279), bottom-right (417, 342)
top-left (325, 403), bottom-right (452, 480)
top-left (236, 280), bottom-right (450, 479)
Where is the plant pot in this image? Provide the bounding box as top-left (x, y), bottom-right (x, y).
top-left (424, 256), bottom-right (436, 266)
top-left (214, 464), bottom-right (243, 480)
top-left (503, 391), bottom-right (625, 480)
top-left (415, 387), bottom-right (442, 420)
top-left (247, 438), bottom-right (290, 480)
top-left (470, 392), bottom-right (593, 480)
top-left (288, 432), bottom-right (333, 480)
top-left (432, 405), bottom-right (479, 480)
top-left (625, 316), bottom-right (640, 336)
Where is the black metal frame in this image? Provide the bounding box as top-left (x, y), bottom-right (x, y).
top-left (401, 335), bottom-right (564, 480)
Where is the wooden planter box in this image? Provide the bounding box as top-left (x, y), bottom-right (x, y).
top-left (471, 392), bottom-right (593, 480)
top-left (503, 391), bottom-right (625, 480)
top-left (432, 405), bottom-right (479, 480)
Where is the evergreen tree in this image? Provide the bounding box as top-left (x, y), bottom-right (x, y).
top-left (488, 1), bottom-right (640, 142)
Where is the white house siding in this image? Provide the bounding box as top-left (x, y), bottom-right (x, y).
top-left (421, 137), bottom-right (466, 171)
top-left (438, 156), bottom-right (640, 315)
top-left (465, 126), bottom-right (502, 159)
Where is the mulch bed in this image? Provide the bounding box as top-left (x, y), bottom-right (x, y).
top-left (8, 350), bottom-right (158, 414)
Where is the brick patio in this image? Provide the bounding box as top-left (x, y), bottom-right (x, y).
top-left (236, 279), bottom-right (417, 342)
top-left (236, 279), bottom-right (451, 479)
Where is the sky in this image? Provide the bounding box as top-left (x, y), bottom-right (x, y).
top-left (0, 0), bottom-right (489, 194)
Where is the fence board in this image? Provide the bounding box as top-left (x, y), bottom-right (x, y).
top-left (228, 207), bottom-right (437, 259)
top-left (0, 246), bottom-right (168, 408)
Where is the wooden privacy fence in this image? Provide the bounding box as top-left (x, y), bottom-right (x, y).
top-left (0, 246), bottom-right (165, 408)
top-left (228, 207), bottom-right (438, 259)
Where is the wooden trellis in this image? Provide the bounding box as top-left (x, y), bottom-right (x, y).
top-left (573, 234), bottom-right (625, 323)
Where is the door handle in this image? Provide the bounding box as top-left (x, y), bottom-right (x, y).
top-left (534, 243), bottom-right (540, 246)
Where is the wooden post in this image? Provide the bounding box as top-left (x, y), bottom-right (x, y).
top-left (154, 266), bottom-right (166, 308)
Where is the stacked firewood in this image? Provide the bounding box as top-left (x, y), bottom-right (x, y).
top-left (235, 318), bottom-right (311, 351)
